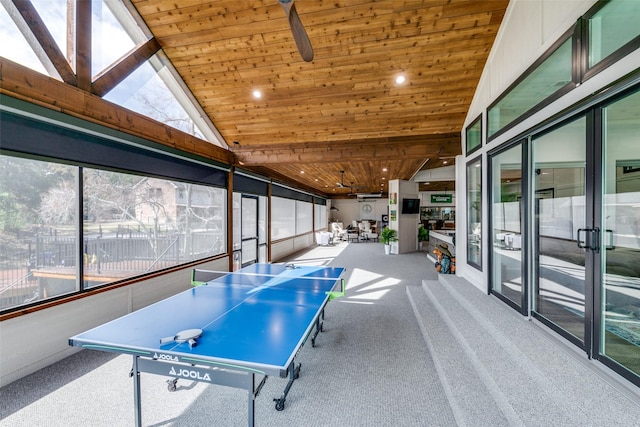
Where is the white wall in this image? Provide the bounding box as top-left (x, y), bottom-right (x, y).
top-left (329, 198), bottom-right (389, 227)
top-left (271, 233), bottom-right (315, 261)
top-left (0, 257), bottom-right (229, 387)
top-left (389, 179), bottom-right (420, 254)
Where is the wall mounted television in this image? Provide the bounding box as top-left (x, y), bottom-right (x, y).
top-left (401, 198), bottom-right (420, 214)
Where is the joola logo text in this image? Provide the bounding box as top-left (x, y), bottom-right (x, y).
top-left (153, 353), bottom-right (179, 361)
top-left (169, 366), bottom-right (211, 381)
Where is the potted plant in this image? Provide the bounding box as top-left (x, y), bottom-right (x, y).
top-left (418, 224), bottom-right (429, 251)
top-left (380, 227), bottom-right (398, 255)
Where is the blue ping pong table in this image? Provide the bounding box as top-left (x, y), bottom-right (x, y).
top-left (68, 263), bottom-right (345, 426)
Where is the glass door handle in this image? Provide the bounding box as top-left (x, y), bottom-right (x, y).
top-left (577, 228), bottom-right (588, 249)
top-left (577, 227), bottom-right (600, 252)
top-left (604, 229), bottom-right (615, 250)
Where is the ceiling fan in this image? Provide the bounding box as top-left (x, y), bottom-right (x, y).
top-left (278, 0), bottom-right (314, 62)
top-left (336, 170), bottom-right (363, 193)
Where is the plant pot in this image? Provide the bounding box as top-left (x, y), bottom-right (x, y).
top-left (384, 244), bottom-right (391, 255)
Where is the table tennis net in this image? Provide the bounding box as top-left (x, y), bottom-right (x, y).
top-left (191, 268), bottom-right (343, 294)
top-left (191, 269), bottom-right (229, 286)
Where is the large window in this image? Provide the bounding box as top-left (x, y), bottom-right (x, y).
top-left (490, 142), bottom-right (524, 309)
top-left (466, 115), bottom-right (482, 155)
top-left (103, 53), bottom-right (208, 139)
top-left (488, 36), bottom-right (574, 139)
top-left (296, 200), bottom-right (313, 234)
top-left (467, 157), bottom-right (482, 269)
top-left (600, 89), bottom-right (640, 377)
top-left (271, 196), bottom-right (315, 240)
top-left (0, 1), bottom-right (223, 146)
top-left (91, 0), bottom-right (148, 76)
top-left (0, 154), bottom-right (226, 310)
top-left (531, 117), bottom-right (587, 342)
top-left (486, 1), bottom-right (640, 142)
top-left (271, 197), bottom-right (296, 240)
top-left (314, 200), bottom-right (327, 231)
top-left (587, 0), bottom-right (640, 68)
top-left (0, 157), bottom-right (78, 308)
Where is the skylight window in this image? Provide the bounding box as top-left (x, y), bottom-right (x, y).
top-left (92, 0), bottom-right (147, 77)
top-left (1, 1), bottom-right (225, 148)
top-left (0, 3), bottom-right (50, 76)
top-left (103, 53), bottom-right (206, 138)
top-left (30, 0), bottom-right (68, 63)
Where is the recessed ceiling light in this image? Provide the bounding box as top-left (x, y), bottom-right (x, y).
top-left (252, 90), bottom-right (262, 99)
top-left (443, 160), bottom-right (448, 164)
top-left (394, 74), bottom-right (407, 85)
top-left (382, 167), bottom-right (388, 172)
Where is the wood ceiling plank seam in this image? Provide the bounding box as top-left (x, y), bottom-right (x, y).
top-left (131, 0), bottom-right (211, 16)
top-left (231, 133), bottom-right (461, 149)
top-left (165, 37), bottom-right (495, 73)
top-left (232, 141), bottom-right (460, 156)
top-left (132, 1), bottom-right (272, 26)
top-left (196, 79), bottom-right (479, 98)
top-left (222, 56), bottom-right (483, 82)
top-left (200, 96), bottom-right (474, 117)
top-left (152, 9), bottom-right (500, 53)
top-left (442, 1), bottom-right (510, 19)
top-left (158, 21), bottom-right (500, 55)
top-left (138, 3), bottom-right (279, 33)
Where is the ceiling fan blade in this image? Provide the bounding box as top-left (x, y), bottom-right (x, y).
top-left (278, 0), bottom-right (314, 62)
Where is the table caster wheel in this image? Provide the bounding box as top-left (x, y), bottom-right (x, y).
top-left (295, 363), bottom-right (301, 379)
top-left (274, 399), bottom-right (285, 411)
top-left (167, 378), bottom-right (178, 392)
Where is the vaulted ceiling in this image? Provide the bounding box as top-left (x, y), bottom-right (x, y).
top-left (25, 0), bottom-right (511, 198)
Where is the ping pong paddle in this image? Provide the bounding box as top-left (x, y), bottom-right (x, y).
top-left (160, 328), bottom-right (202, 348)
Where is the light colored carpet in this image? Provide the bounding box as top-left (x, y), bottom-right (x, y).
top-left (5, 239), bottom-right (640, 427)
top-left (1, 241), bottom-right (454, 426)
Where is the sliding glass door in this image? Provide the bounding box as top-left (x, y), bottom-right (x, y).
top-left (527, 88), bottom-right (640, 381)
top-left (532, 117), bottom-right (588, 344)
top-left (490, 142), bottom-right (524, 310)
top-left (599, 89), bottom-right (640, 377)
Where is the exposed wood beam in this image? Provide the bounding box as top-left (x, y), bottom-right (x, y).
top-left (242, 166), bottom-right (331, 198)
top-left (3, 0), bottom-right (76, 85)
top-left (66, 0), bottom-right (74, 67)
top-left (0, 58), bottom-right (233, 167)
top-left (232, 134), bottom-right (461, 165)
top-left (92, 38), bottom-right (161, 97)
top-left (75, 0), bottom-right (91, 91)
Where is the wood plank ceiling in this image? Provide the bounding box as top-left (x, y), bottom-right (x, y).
top-left (131, 0), bottom-right (509, 198)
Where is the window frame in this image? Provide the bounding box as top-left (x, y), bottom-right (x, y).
top-left (487, 26), bottom-right (578, 143)
top-left (466, 155), bottom-right (483, 271)
top-left (580, 0), bottom-right (640, 83)
top-left (465, 114), bottom-right (483, 156)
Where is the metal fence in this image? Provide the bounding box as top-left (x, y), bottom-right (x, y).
top-left (0, 230), bottom-right (224, 311)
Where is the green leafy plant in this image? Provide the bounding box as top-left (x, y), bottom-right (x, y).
top-left (380, 227), bottom-right (398, 245)
top-left (418, 224), bottom-right (429, 242)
